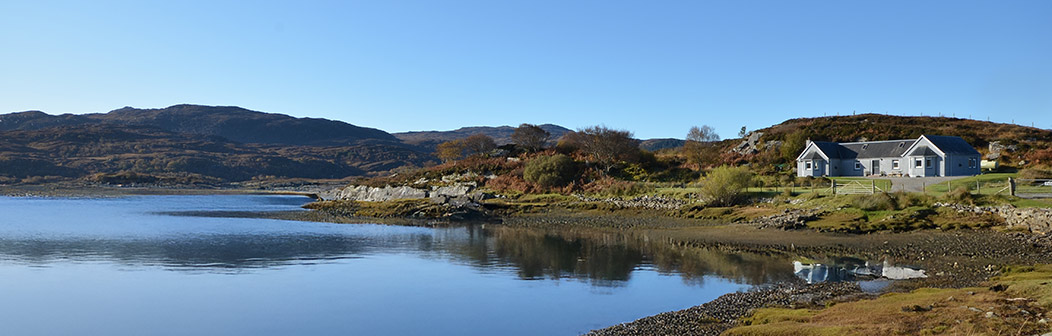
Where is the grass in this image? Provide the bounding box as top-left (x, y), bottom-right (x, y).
top-left (924, 173), bottom-right (1016, 195)
top-left (726, 264), bottom-right (1052, 335)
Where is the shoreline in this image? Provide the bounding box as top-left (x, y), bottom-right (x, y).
top-left (4, 184), bottom-right (1052, 334)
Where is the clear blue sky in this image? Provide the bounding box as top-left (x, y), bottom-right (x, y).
top-left (2, 1), bottom-right (1050, 139)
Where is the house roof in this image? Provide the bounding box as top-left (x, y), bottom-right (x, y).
top-left (811, 141), bottom-right (843, 159)
top-left (837, 140), bottom-right (914, 159)
top-left (907, 146), bottom-right (938, 156)
top-left (798, 135), bottom-right (979, 161)
top-left (801, 151), bottom-right (825, 160)
top-left (923, 135), bottom-right (981, 155)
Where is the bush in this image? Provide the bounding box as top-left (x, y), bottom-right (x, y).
top-left (699, 165), bottom-right (753, 206)
top-left (941, 187), bottom-right (976, 205)
top-left (850, 193), bottom-right (896, 211)
top-left (893, 191), bottom-right (932, 208)
top-left (523, 154), bottom-right (578, 187)
top-left (1019, 165), bottom-right (1052, 179)
top-left (582, 177), bottom-right (654, 197)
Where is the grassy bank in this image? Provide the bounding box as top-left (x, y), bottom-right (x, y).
top-left (725, 265), bottom-right (1052, 336)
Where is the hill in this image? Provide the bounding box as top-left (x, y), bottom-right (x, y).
top-left (0, 124), bottom-right (434, 184)
top-left (0, 104), bottom-right (398, 146)
top-left (727, 114), bottom-right (1052, 168)
top-left (394, 124), bottom-right (572, 150)
top-left (0, 105), bottom-right (438, 184)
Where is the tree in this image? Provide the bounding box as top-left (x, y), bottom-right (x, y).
top-left (435, 139), bottom-right (465, 162)
top-left (523, 154), bottom-right (578, 187)
top-left (512, 123), bottom-right (550, 153)
top-left (572, 126), bottom-right (641, 173)
top-left (462, 134), bottom-right (496, 156)
top-left (684, 125), bottom-right (720, 166)
top-left (738, 126), bottom-right (748, 138)
top-left (781, 130), bottom-right (808, 163)
top-left (699, 165), bottom-right (753, 206)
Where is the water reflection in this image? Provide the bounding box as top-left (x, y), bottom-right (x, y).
top-left (0, 222), bottom-right (802, 286)
top-left (793, 258), bottom-right (927, 284)
top-left (0, 195), bottom-right (919, 288)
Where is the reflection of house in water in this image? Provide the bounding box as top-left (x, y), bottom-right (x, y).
top-left (793, 259), bottom-right (926, 284)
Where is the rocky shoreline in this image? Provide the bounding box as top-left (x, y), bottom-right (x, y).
top-left (587, 281), bottom-right (863, 336)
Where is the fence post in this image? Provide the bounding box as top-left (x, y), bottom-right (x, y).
top-left (871, 180), bottom-right (875, 193)
top-left (922, 181), bottom-right (926, 194)
top-left (947, 181), bottom-right (951, 192)
top-left (832, 180), bottom-right (837, 196)
top-left (977, 180), bottom-right (981, 194)
top-left (1009, 177), bottom-right (1016, 196)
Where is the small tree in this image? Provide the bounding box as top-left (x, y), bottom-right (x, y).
top-left (435, 139), bottom-right (466, 162)
top-left (463, 134), bottom-right (497, 156)
top-left (684, 125), bottom-right (720, 166)
top-left (781, 130), bottom-right (808, 163)
top-left (738, 126), bottom-right (747, 138)
top-left (699, 165), bottom-right (753, 206)
top-left (523, 154), bottom-right (578, 187)
top-left (512, 124), bottom-right (550, 153)
top-left (573, 126), bottom-right (640, 173)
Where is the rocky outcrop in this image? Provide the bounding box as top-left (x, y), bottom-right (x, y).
top-left (934, 202), bottom-right (1052, 235)
top-left (730, 132), bottom-right (765, 155)
top-left (986, 141), bottom-right (1018, 160)
top-left (753, 209), bottom-right (822, 230)
top-left (330, 183), bottom-right (493, 209)
top-left (335, 185), bottom-right (429, 202)
top-left (574, 195), bottom-right (687, 210)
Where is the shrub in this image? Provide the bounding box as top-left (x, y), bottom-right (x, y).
top-left (582, 177), bottom-right (654, 197)
top-left (850, 193), bottom-right (895, 211)
top-left (1019, 165), bottom-right (1052, 179)
top-left (941, 186), bottom-right (976, 205)
top-left (893, 191), bottom-right (932, 208)
top-left (699, 165), bottom-right (753, 206)
top-left (523, 154), bottom-right (578, 187)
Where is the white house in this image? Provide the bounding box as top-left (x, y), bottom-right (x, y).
top-left (796, 135), bottom-right (981, 177)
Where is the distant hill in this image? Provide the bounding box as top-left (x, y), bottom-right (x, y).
top-left (394, 124), bottom-right (572, 150)
top-left (0, 104), bottom-right (398, 146)
top-left (0, 105), bottom-right (437, 183)
top-left (639, 138), bottom-right (685, 151)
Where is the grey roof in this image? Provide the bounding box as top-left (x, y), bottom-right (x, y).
top-left (838, 140), bottom-right (914, 159)
top-left (907, 146), bottom-right (938, 156)
top-left (800, 135), bottom-right (978, 161)
top-left (801, 151), bottom-right (825, 160)
top-left (924, 135), bottom-right (980, 155)
top-left (811, 141), bottom-right (843, 159)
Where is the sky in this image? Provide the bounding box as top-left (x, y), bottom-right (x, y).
top-left (1, 1), bottom-right (1050, 140)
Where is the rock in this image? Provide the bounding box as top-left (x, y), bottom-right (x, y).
top-left (985, 311), bottom-right (996, 318)
top-left (730, 131), bottom-right (765, 155)
top-left (336, 185), bottom-right (429, 202)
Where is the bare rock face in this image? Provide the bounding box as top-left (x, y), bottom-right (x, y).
top-left (336, 185), bottom-right (429, 202)
top-left (731, 131), bottom-right (765, 155)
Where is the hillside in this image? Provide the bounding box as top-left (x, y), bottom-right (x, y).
top-left (0, 124), bottom-right (434, 184)
top-left (730, 114), bottom-right (1052, 168)
top-left (0, 105), bottom-right (439, 184)
top-left (0, 104), bottom-right (398, 146)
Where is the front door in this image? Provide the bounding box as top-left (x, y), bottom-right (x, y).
top-left (871, 160), bottom-right (880, 176)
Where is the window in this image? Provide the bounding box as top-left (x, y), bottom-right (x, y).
top-left (915, 159), bottom-right (923, 168)
top-left (968, 158), bottom-right (976, 168)
top-left (926, 159), bottom-right (932, 168)
top-left (892, 160), bottom-right (899, 169)
top-left (805, 161), bottom-right (812, 170)
top-left (854, 162), bottom-right (862, 170)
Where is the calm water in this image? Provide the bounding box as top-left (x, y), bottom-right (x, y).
top-left (0, 195), bottom-right (804, 335)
